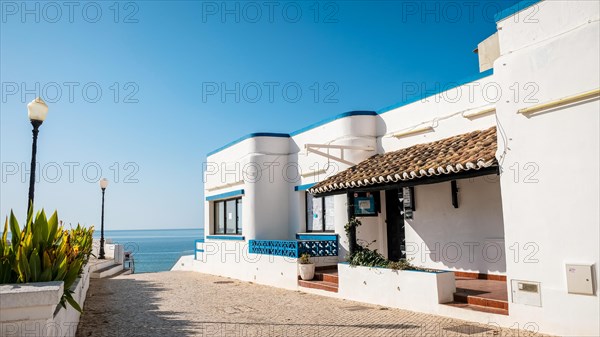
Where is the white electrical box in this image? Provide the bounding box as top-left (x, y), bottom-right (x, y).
top-left (511, 280), bottom-right (542, 307)
top-left (565, 264), bottom-right (595, 295)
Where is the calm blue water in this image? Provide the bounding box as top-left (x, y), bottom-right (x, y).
top-left (93, 228), bottom-right (203, 273)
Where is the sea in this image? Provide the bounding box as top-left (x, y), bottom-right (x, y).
top-left (93, 228), bottom-right (204, 273)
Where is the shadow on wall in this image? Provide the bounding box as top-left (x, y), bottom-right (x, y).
top-left (406, 177), bottom-right (507, 275)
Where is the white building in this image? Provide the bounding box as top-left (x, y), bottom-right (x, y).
top-left (174, 1), bottom-right (600, 335)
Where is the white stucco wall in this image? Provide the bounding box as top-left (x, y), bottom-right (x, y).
top-left (337, 264), bottom-right (456, 312)
top-left (405, 176), bottom-right (506, 274)
top-left (494, 1), bottom-right (600, 335)
top-left (0, 265), bottom-right (91, 337)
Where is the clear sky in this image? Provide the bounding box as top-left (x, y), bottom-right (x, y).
top-left (0, 0), bottom-right (519, 230)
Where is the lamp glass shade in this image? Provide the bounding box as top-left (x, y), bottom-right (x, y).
top-left (99, 178), bottom-right (109, 189)
top-left (27, 97), bottom-right (49, 121)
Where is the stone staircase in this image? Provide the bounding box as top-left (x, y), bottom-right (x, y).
top-left (298, 267), bottom-right (339, 293)
top-left (89, 258), bottom-right (129, 279)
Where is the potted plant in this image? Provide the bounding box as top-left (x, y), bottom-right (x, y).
top-left (298, 253), bottom-right (315, 280)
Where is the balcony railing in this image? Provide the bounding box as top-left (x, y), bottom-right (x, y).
top-left (249, 235), bottom-right (338, 258)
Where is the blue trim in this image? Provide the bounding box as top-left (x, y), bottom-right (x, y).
top-left (206, 235), bottom-right (246, 241)
top-left (207, 111), bottom-right (376, 156)
top-left (207, 69), bottom-right (496, 155)
top-left (495, 0), bottom-right (543, 22)
top-left (377, 69), bottom-right (494, 114)
top-left (296, 234), bottom-right (338, 241)
top-left (194, 239), bottom-right (205, 259)
top-left (207, 133), bottom-right (290, 157)
top-left (289, 110), bottom-right (377, 136)
top-left (205, 189), bottom-right (244, 201)
top-left (294, 183), bottom-right (316, 191)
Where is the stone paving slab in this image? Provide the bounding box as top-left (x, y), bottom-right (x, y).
top-left (76, 271), bottom-right (552, 337)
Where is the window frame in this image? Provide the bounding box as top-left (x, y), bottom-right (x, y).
top-left (213, 197), bottom-right (242, 235)
top-left (305, 193), bottom-right (335, 233)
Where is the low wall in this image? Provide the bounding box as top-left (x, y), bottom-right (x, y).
top-left (337, 263), bottom-right (455, 313)
top-left (174, 239), bottom-right (340, 290)
top-left (0, 264), bottom-right (91, 337)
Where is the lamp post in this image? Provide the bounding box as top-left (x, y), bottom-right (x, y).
top-left (99, 178), bottom-right (109, 259)
top-left (26, 98), bottom-right (48, 215)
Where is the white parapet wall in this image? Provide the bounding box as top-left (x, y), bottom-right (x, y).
top-left (337, 263), bottom-right (456, 313)
top-left (0, 264), bottom-right (91, 337)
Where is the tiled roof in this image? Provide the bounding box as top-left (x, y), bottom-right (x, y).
top-left (308, 127), bottom-right (498, 194)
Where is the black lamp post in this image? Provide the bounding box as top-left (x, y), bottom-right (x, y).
top-left (26, 98), bottom-right (48, 215)
top-left (99, 178), bottom-right (109, 259)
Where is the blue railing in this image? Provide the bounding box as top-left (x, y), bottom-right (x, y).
top-left (195, 239), bottom-right (205, 253)
top-left (298, 239), bottom-right (338, 257)
top-left (249, 235), bottom-right (338, 258)
top-left (248, 240), bottom-right (299, 257)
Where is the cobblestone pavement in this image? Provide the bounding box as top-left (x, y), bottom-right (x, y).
top-left (76, 271), bottom-right (550, 337)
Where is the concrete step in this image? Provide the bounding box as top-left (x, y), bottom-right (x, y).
top-left (443, 301), bottom-right (509, 316)
top-left (453, 290), bottom-right (509, 311)
top-left (111, 269), bottom-right (132, 278)
top-left (319, 272), bottom-right (338, 284)
top-left (89, 259), bottom-right (115, 273)
top-left (298, 279), bottom-right (338, 293)
top-left (91, 263), bottom-right (123, 279)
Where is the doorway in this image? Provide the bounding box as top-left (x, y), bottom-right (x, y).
top-left (385, 188), bottom-right (406, 261)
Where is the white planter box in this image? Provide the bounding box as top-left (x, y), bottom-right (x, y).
top-left (337, 263), bottom-right (455, 313)
top-left (0, 264), bottom-right (91, 337)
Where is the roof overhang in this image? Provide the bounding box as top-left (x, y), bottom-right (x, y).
top-left (308, 127), bottom-right (499, 197)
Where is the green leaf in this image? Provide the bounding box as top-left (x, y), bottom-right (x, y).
top-left (0, 261), bottom-right (13, 283)
top-left (47, 211), bottom-right (59, 245)
top-left (63, 260), bottom-right (82, 290)
top-left (29, 249), bottom-right (41, 281)
top-left (9, 211), bottom-right (20, 250)
top-left (17, 246), bottom-right (30, 282)
top-left (63, 291), bottom-right (82, 313)
top-left (54, 256), bottom-right (67, 281)
top-left (2, 216), bottom-right (8, 245)
top-left (34, 210), bottom-right (48, 249)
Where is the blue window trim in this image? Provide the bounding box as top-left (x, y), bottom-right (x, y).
top-left (377, 69), bottom-right (494, 114)
top-left (494, 0), bottom-right (543, 22)
top-left (296, 234), bottom-right (338, 241)
top-left (294, 183), bottom-right (316, 191)
top-left (206, 189), bottom-right (244, 201)
top-left (206, 235), bottom-right (246, 241)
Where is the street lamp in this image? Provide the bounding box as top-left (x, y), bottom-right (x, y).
top-left (99, 178), bottom-right (109, 259)
top-left (26, 97), bottom-right (48, 215)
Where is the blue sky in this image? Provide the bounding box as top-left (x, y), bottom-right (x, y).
top-left (0, 0), bottom-right (519, 230)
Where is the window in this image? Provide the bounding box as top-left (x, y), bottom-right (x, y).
top-left (214, 198), bottom-right (242, 235)
top-left (306, 193), bottom-right (334, 232)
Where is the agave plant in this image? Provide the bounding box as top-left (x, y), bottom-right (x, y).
top-left (0, 207), bottom-right (94, 312)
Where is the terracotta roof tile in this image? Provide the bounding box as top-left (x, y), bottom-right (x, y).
top-left (308, 127), bottom-right (498, 194)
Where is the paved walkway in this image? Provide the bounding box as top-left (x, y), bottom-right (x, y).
top-left (76, 271), bottom-right (547, 337)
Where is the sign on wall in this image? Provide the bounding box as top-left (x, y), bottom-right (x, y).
top-left (401, 187), bottom-right (415, 219)
top-left (352, 192), bottom-right (379, 216)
